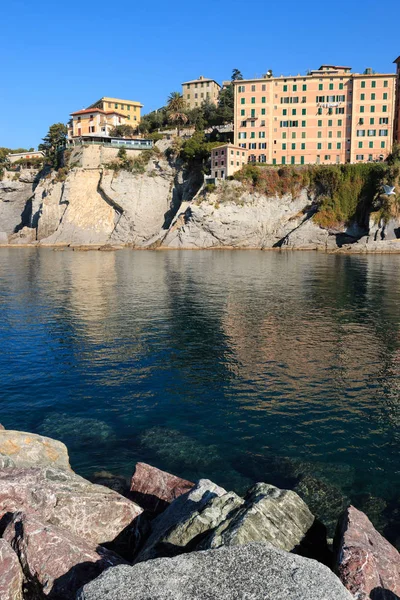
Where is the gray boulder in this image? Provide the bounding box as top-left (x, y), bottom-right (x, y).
top-left (204, 483), bottom-right (319, 554)
top-left (77, 542), bottom-right (353, 600)
top-left (136, 479), bottom-right (226, 562)
top-left (0, 429), bottom-right (71, 470)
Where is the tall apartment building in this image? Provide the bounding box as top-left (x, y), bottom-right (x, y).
top-left (87, 97), bottom-right (143, 128)
top-left (182, 76), bottom-right (221, 109)
top-left (234, 64), bottom-right (397, 165)
top-left (394, 57), bottom-right (400, 144)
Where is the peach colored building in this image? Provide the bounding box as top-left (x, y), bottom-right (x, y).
top-left (234, 64), bottom-right (397, 165)
top-left (210, 144), bottom-right (248, 179)
top-left (68, 108), bottom-right (127, 139)
top-left (394, 57), bottom-right (400, 144)
top-left (182, 76), bottom-right (221, 109)
top-left (87, 97), bottom-right (143, 128)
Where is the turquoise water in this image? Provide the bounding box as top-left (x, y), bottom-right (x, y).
top-left (1, 248), bottom-right (400, 541)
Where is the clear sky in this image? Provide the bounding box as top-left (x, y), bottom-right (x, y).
top-left (1, 0), bottom-right (399, 149)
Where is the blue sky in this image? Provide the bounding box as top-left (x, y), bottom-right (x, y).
top-left (1, 0), bottom-right (399, 149)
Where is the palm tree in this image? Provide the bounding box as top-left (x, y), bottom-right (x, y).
top-left (167, 92), bottom-right (188, 137)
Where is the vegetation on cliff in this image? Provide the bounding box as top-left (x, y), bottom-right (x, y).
top-left (232, 156), bottom-right (400, 228)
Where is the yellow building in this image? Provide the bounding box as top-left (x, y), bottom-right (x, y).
top-left (87, 97), bottom-right (143, 128)
top-left (182, 76), bottom-right (221, 109)
top-left (234, 64), bottom-right (397, 165)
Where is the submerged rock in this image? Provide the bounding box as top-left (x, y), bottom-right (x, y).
top-left (334, 505), bottom-right (400, 599)
top-left (130, 462), bottom-right (195, 514)
top-left (0, 429), bottom-right (71, 470)
top-left (0, 539), bottom-right (23, 600)
top-left (3, 511), bottom-right (126, 599)
top-left (136, 479), bottom-right (226, 562)
top-left (77, 543), bottom-right (353, 600)
top-left (39, 413), bottom-right (115, 448)
top-left (0, 467), bottom-right (142, 548)
top-left (90, 470), bottom-right (130, 496)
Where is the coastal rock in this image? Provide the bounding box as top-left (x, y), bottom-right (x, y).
top-left (0, 179), bottom-right (34, 236)
top-left (3, 511), bottom-right (126, 599)
top-left (0, 429), bottom-right (71, 470)
top-left (161, 187), bottom-right (313, 249)
top-left (282, 217), bottom-right (331, 250)
top-left (130, 462), bottom-right (195, 513)
top-left (0, 539), bottom-right (23, 600)
top-left (136, 479), bottom-right (226, 562)
top-left (77, 542), bottom-right (353, 600)
top-left (0, 467), bottom-right (143, 547)
top-left (90, 471), bottom-right (130, 496)
top-left (204, 483), bottom-right (321, 556)
top-left (334, 505), bottom-right (400, 599)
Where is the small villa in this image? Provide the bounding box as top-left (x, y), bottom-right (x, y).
top-left (210, 144), bottom-right (248, 180)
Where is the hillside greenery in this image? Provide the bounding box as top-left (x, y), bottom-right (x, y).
top-left (233, 153), bottom-right (400, 228)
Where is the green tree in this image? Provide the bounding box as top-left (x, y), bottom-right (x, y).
top-left (167, 92), bottom-right (188, 136)
top-left (39, 123), bottom-right (67, 168)
top-left (231, 68), bottom-right (243, 81)
top-left (109, 124), bottom-right (136, 138)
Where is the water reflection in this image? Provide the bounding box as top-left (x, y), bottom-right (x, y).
top-left (0, 249), bottom-right (399, 541)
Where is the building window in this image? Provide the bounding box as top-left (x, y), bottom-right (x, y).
top-left (292, 109), bottom-right (296, 115)
top-left (319, 84), bottom-right (323, 91)
top-left (317, 143), bottom-right (322, 149)
top-left (360, 106), bottom-right (364, 113)
top-left (328, 142), bottom-right (332, 149)
top-left (361, 93), bottom-right (365, 100)
top-left (261, 97), bottom-right (266, 103)
top-left (337, 142), bottom-right (341, 149)
top-left (291, 143), bottom-right (296, 150)
top-left (302, 108), bottom-right (306, 115)
top-left (317, 131), bottom-right (322, 138)
top-left (283, 85), bottom-right (287, 92)
top-left (238, 85), bottom-right (245, 93)
top-left (371, 93), bottom-right (375, 100)
top-left (251, 85), bottom-right (256, 91)
top-left (361, 81), bottom-right (365, 88)
top-left (329, 83), bottom-right (334, 90)
top-left (379, 129), bottom-right (388, 136)
top-left (370, 106), bottom-right (375, 113)
top-left (301, 143), bottom-right (305, 150)
top-left (250, 132), bottom-right (255, 138)
top-left (381, 141), bottom-right (385, 148)
top-left (301, 120), bottom-right (306, 127)
top-left (358, 141), bottom-right (363, 148)
top-left (328, 119), bottom-right (332, 127)
top-left (251, 97), bottom-right (255, 104)
top-left (293, 85), bottom-right (297, 91)
top-left (241, 109), bottom-right (245, 116)
top-left (241, 98), bottom-right (245, 104)
top-left (383, 92), bottom-right (388, 100)
top-left (370, 118), bottom-right (375, 125)
top-left (338, 119), bottom-right (342, 126)
top-left (371, 81), bottom-right (376, 88)
top-left (261, 108), bottom-right (266, 115)
top-left (382, 105), bottom-right (387, 112)
top-left (282, 143), bottom-right (286, 150)
top-left (379, 118), bottom-right (389, 124)
top-left (282, 157), bottom-right (286, 164)
top-left (301, 132), bottom-right (306, 138)
top-left (369, 141), bottom-right (373, 148)
top-left (324, 155), bottom-right (331, 161)
top-left (339, 83), bottom-right (344, 90)
top-left (302, 84), bottom-right (307, 91)
top-left (262, 84), bottom-right (266, 91)
top-left (259, 132), bottom-right (265, 138)
top-left (115, 103), bottom-right (118, 108)
top-left (356, 154), bottom-right (364, 160)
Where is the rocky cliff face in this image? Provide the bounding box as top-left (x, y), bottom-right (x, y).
top-left (1, 148), bottom-right (399, 251)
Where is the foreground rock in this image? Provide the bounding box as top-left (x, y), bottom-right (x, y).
top-left (0, 429), bottom-right (71, 470)
top-left (130, 462), bottom-right (194, 513)
top-left (0, 539), bottom-right (23, 600)
top-left (335, 505), bottom-right (400, 599)
top-left (78, 542), bottom-right (353, 600)
top-left (136, 479), bottom-right (227, 561)
top-left (3, 512), bottom-right (126, 599)
top-left (0, 467), bottom-right (143, 548)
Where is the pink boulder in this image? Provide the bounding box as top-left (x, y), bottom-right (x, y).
top-left (0, 467), bottom-right (143, 547)
top-left (130, 463), bottom-right (194, 513)
top-left (335, 505), bottom-right (400, 599)
top-left (3, 511), bottom-right (126, 599)
top-left (0, 539), bottom-right (23, 600)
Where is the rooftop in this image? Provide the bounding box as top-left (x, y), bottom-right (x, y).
top-left (70, 108), bottom-right (127, 117)
top-left (182, 75), bottom-right (221, 87)
top-left (89, 97), bottom-right (143, 108)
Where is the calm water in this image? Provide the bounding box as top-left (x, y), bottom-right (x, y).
top-left (1, 249), bottom-right (400, 540)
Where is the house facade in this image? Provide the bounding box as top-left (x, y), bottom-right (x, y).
top-left (233, 64), bottom-right (397, 165)
top-left (87, 97), bottom-right (143, 128)
top-left (7, 150), bottom-right (45, 164)
top-left (182, 76), bottom-right (221, 109)
top-left (394, 57), bottom-right (400, 145)
top-left (68, 108), bottom-right (127, 139)
top-left (210, 144), bottom-right (248, 179)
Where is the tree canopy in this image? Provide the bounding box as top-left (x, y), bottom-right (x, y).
top-left (39, 123), bottom-right (67, 167)
top-left (109, 124), bottom-right (137, 138)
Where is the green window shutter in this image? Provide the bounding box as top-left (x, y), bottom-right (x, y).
top-left (293, 85), bottom-right (297, 91)
top-left (371, 93), bottom-right (375, 100)
top-left (383, 105), bottom-right (387, 112)
top-left (371, 106), bottom-right (375, 113)
top-left (282, 156), bottom-right (286, 164)
top-left (261, 97), bottom-right (266, 103)
top-left (360, 106), bottom-right (364, 113)
top-left (339, 83), bottom-right (343, 90)
top-left (317, 143), bottom-right (322, 149)
top-left (384, 80), bottom-right (388, 88)
top-left (337, 142), bottom-right (341, 149)
top-left (251, 97), bottom-right (255, 104)
top-left (338, 119), bottom-right (342, 126)
top-left (300, 156), bottom-right (305, 164)
top-left (361, 94), bottom-right (365, 100)
top-left (358, 141), bottom-right (363, 148)
top-left (283, 109), bottom-right (287, 115)
top-left (291, 156), bottom-right (295, 164)
top-left (371, 81), bottom-right (376, 88)
top-left (318, 120), bottom-right (322, 127)
top-left (329, 83), bottom-right (333, 90)
top-left (328, 142), bottom-right (332, 149)
top-left (272, 158), bottom-right (277, 165)
top-left (302, 84), bottom-right (307, 91)
top-left (383, 93), bottom-right (388, 100)
top-left (381, 141), bottom-right (385, 148)
top-left (369, 141), bottom-right (373, 148)
top-left (361, 81), bottom-right (365, 88)
top-left (241, 109), bottom-right (245, 116)
top-left (283, 85), bottom-right (287, 92)
top-left (292, 109), bottom-right (296, 115)
top-left (301, 143), bottom-right (305, 150)
top-left (319, 84), bottom-right (323, 91)
top-left (282, 143), bottom-right (286, 150)
top-left (302, 108), bottom-right (306, 115)
top-left (328, 120), bottom-right (332, 126)
top-left (241, 98), bottom-right (245, 104)
top-left (291, 143), bottom-right (296, 150)
top-left (301, 120), bottom-right (306, 127)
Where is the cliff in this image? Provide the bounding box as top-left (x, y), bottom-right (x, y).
top-left (1, 145), bottom-right (399, 252)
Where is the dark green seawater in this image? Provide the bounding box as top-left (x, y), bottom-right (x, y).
top-left (1, 248), bottom-right (399, 542)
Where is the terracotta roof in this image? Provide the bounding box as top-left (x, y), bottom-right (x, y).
top-left (70, 108), bottom-right (126, 118)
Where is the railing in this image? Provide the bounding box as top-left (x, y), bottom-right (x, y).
top-left (65, 139), bottom-right (153, 150)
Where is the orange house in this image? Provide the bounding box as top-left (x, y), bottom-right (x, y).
top-left (68, 108), bottom-right (127, 139)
